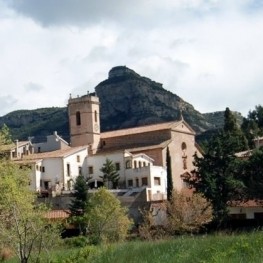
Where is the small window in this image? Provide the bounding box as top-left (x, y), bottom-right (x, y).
top-left (134, 161), bottom-right (137, 168)
top-left (115, 162), bottom-right (120, 171)
top-left (78, 166), bottom-right (82, 175)
top-left (142, 177), bottom-right (148, 186)
top-left (67, 163), bottom-right (70, 177)
top-left (136, 178), bottom-right (139, 187)
top-left (76, 111), bottom-right (81, 126)
top-left (128, 179), bottom-right (133, 187)
top-left (38, 147), bottom-right (41, 153)
top-left (94, 110), bottom-right (98, 123)
top-left (88, 166), bottom-right (94, 175)
top-left (77, 155), bottom-right (80, 162)
top-left (41, 166), bottom-right (45, 173)
top-left (126, 160), bottom-right (131, 169)
top-left (154, 177), bottom-right (161, 186)
top-left (181, 142), bottom-right (187, 150)
top-left (139, 161), bottom-right (142, 168)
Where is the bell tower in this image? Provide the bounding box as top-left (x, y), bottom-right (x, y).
top-left (68, 93), bottom-right (100, 154)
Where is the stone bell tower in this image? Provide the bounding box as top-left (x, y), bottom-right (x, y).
top-left (68, 93), bottom-right (100, 154)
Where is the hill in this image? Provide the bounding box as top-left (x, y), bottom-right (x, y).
top-left (0, 66), bottom-right (232, 142)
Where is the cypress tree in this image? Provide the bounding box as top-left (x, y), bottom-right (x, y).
top-left (166, 147), bottom-right (173, 201)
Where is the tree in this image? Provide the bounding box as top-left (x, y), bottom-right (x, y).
top-left (84, 188), bottom-right (132, 243)
top-left (166, 147), bottom-right (173, 201)
top-left (0, 124), bottom-right (12, 146)
top-left (184, 108), bottom-right (249, 224)
top-left (242, 146), bottom-right (263, 200)
top-left (166, 190), bottom-right (213, 234)
top-left (185, 136), bottom-right (245, 224)
top-left (69, 175), bottom-right (89, 216)
top-left (69, 175), bottom-right (89, 235)
top-left (0, 161), bottom-right (59, 263)
top-left (100, 158), bottom-right (120, 189)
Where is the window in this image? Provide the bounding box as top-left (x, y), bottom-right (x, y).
top-left (181, 142), bottom-right (187, 150)
top-left (36, 165), bottom-right (39, 171)
top-left (126, 160), bottom-right (131, 169)
top-left (136, 178), bottom-right (139, 187)
top-left (44, 181), bottom-right (49, 190)
top-left (77, 155), bottom-right (80, 162)
top-left (78, 166), bottom-right (82, 175)
top-left (143, 162), bottom-right (146, 167)
top-left (128, 179), bottom-right (133, 187)
top-left (134, 161), bottom-right (137, 168)
top-left (94, 110), bottom-right (98, 123)
top-left (139, 161), bottom-right (142, 168)
top-left (154, 177), bottom-right (161, 186)
top-left (76, 111), bottom-right (81, 126)
top-left (41, 166), bottom-right (45, 173)
top-left (38, 147), bottom-right (41, 153)
top-left (115, 162), bottom-right (120, 171)
top-left (88, 166), bottom-right (94, 175)
top-left (142, 177), bottom-right (148, 186)
top-left (67, 163), bottom-right (70, 177)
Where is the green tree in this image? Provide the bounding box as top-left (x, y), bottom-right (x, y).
top-left (0, 161), bottom-right (59, 263)
top-left (69, 175), bottom-right (89, 216)
top-left (184, 108), bottom-right (247, 224)
top-left (242, 146), bottom-right (263, 200)
top-left (166, 147), bottom-right (173, 201)
top-left (100, 158), bottom-right (120, 189)
top-left (186, 137), bottom-right (245, 224)
top-left (0, 124), bottom-right (12, 145)
top-left (242, 105), bottom-right (263, 148)
top-left (69, 175), bottom-right (89, 235)
top-left (223, 107), bottom-right (248, 153)
top-left (84, 188), bottom-right (132, 243)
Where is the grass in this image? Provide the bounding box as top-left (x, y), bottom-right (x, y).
top-left (6, 231), bottom-right (263, 263)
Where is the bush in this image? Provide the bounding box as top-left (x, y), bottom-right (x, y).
top-left (64, 236), bottom-right (89, 248)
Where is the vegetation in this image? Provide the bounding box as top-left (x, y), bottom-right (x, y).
top-left (167, 190), bottom-right (213, 234)
top-left (69, 174), bottom-right (89, 235)
top-left (84, 188), bottom-right (132, 244)
top-left (166, 147), bottom-right (173, 201)
top-left (5, 231), bottom-right (263, 263)
top-left (0, 161), bottom-right (59, 263)
top-left (100, 158), bottom-right (120, 189)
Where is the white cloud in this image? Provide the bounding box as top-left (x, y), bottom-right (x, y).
top-left (0, 0), bottom-right (263, 117)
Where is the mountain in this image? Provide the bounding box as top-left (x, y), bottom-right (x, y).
top-left (95, 66), bottom-right (213, 133)
top-left (0, 66), bottom-right (224, 142)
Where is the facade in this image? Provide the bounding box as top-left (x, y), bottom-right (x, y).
top-left (33, 131), bottom-right (70, 153)
top-left (14, 146), bottom-right (88, 195)
top-left (67, 93), bottom-right (201, 195)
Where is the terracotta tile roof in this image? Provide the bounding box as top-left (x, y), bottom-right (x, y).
top-left (230, 200), bottom-right (263, 208)
top-left (45, 210), bottom-right (70, 220)
top-left (95, 140), bottom-right (171, 155)
top-left (20, 146), bottom-right (87, 160)
top-left (0, 141), bottom-right (31, 152)
top-left (101, 121), bottom-right (181, 139)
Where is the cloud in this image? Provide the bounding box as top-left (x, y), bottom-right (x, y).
top-left (0, 0), bottom-right (263, 118)
top-left (24, 82), bottom-right (44, 92)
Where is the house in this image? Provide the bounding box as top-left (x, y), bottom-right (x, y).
top-left (33, 131), bottom-right (70, 153)
top-left (14, 146), bottom-right (88, 195)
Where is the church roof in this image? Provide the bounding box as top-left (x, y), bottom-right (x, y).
top-left (101, 120), bottom-right (195, 139)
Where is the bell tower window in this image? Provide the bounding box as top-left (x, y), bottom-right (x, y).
top-left (94, 110), bottom-right (98, 123)
top-left (76, 111), bottom-right (81, 126)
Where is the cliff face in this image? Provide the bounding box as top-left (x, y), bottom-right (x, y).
top-left (96, 66), bottom-right (213, 133)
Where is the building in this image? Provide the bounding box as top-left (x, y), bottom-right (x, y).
top-left (68, 93), bottom-right (202, 198)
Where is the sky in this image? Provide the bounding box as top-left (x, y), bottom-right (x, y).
top-left (1, 0), bottom-right (263, 117)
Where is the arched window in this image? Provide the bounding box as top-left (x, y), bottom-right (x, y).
top-left (94, 110), bottom-right (98, 123)
top-left (181, 142), bottom-right (187, 150)
top-left (76, 111), bottom-right (81, 126)
top-left (134, 161), bottom-right (137, 168)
